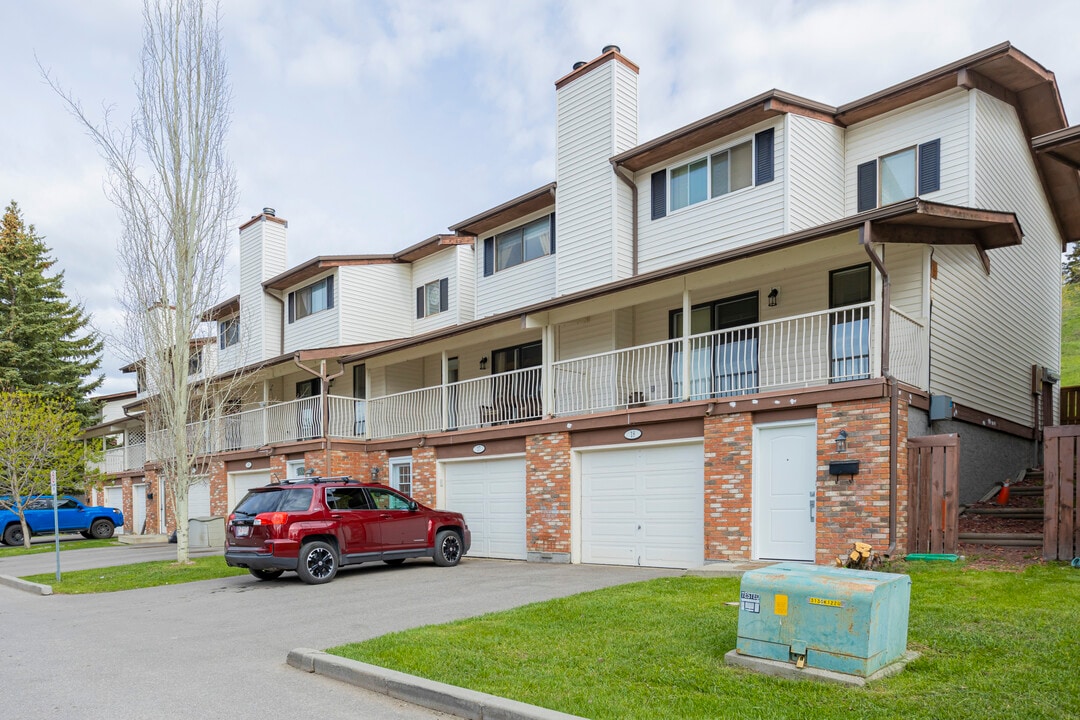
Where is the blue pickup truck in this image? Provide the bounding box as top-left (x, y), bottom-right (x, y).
top-left (0, 496), bottom-right (125, 545)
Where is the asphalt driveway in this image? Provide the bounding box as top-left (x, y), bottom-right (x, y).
top-left (0, 545), bottom-right (677, 718)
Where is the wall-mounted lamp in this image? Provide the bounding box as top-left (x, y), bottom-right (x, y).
top-left (835, 429), bottom-right (848, 453)
top-left (371, 466), bottom-right (381, 482)
top-left (479, 356), bottom-right (488, 371)
top-left (768, 288), bottom-right (779, 307)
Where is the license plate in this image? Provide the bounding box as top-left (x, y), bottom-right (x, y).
top-left (235, 525), bottom-right (250, 537)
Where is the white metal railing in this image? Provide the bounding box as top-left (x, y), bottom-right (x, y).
top-left (327, 395), bottom-right (366, 439)
top-left (266, 396), bottom-right (322, 444)
top-left (553, 303), bottom-right (877, 416)
top-left (889, 308), bottom-right (926, 389)
top-left (366, 367), bottom-right (543, 439)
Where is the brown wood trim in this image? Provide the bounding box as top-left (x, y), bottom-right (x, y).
top-left (957, 68), bottom-right (1016, 106)
top-left (909, 433), bottom-right (959, 448)
top-left (554, 50), bottom-right (639, 90)
top-left (751, 406), bottom-right (817, 424)
top-left (437, 437), bottom-right (526, 459)
top-left (950, 403), bottom-right (1034, 440)
top-left (225, 457), bottom-right (270, 472)
top-left (388, 448), bottom-right (413, 458)
top-left (449, 183), bottom-right (557, 235)
top-left (571, 418), bottom-right (703, 448)
top-left (238, 212), bottom-right (288, 232)
top-left (763, 98), bottom-right (840, 126)
top-left (1046, 425), bottom-right (1080, 439)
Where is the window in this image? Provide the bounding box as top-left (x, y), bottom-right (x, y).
top-left (829, 264), bottom-right (872, 382)
top-left (367, 486), bottom-right (413, 510)
top-left (491, 341), bottom-right (542, 373)
top-left (670, 292), bottom-right (760, 398)
top-left (286, 459), bottom-right (308, 479)
top-left (389, 458), bottom-right (413, 497)
top-left (416, 278), bottom-right (449, 319)
top-left (352, 364), bottom-right (367, 436)
top-left (857, 139), bottom-right (940, 212)
top-left (325, 487), bottom-right (370, 510)
top-left (188, 348), bottom-right (202, 376)
top-left (287, 275), bottom-right (335, 323)
top-left (296, 378), bottom-right (320, 398)
top-left (652, 129), bottom-right (774, 220)
top-left (483, 214), bottom-right (555, 276)
top-left (218, 316), bottom-right (240, 349)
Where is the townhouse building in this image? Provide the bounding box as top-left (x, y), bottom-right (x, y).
top-left (85, 42), bottom-right (1079, 568)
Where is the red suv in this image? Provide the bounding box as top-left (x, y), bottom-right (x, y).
top-left (224, 476), bottom-right (470, 584)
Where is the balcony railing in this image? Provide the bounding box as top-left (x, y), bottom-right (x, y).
top-left (99, 302), bottom-right (924, 467)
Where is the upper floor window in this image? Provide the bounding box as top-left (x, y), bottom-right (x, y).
top-left (857, 139), bottom-right (940, 212)
top-left (188, 348), bottom-right (202, 376)
top-left (218, 316), bottom-right (240, 349)
top-left (483, 214), bottom-right (555, 276)
top-left (652, 128), bottom-right (774, 220)
top-left (416, 278), bottom-right (449, 319)
top-left (288, 275), bottom-right (335, 323)
top-left (670, 140), bottom-right (753, 211)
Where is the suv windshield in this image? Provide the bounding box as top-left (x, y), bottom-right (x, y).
top-left (233, 488), bottom-right (313, 516)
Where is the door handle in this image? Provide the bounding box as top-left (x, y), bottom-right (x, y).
top-left (809, 498), bottom-right (816, 523)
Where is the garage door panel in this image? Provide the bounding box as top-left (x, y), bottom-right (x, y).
top-left (188, 481), bottom-right (211, 519)
top-left (444, 458), bottom-right (526, 561)
top-left (581, 443), bottom-right (704, 569)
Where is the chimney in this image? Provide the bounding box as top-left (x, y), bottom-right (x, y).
top-left (554, 46), bottom-right (639, 296)
top-left (238, 208), bottom-right (288, 364)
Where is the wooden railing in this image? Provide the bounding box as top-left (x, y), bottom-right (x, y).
top-left (1044, 425), bottom-right (1080, 561)
top-left (1060, 386), bottom-right (1080, 425)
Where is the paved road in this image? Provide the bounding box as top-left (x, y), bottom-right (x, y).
top-left (0, 545), bottom-right (677, 719)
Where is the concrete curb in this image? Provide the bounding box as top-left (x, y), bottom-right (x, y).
top-left (0, 574), bottom-right (52, 595)
top-left (287, 648), bottom-right (585, 720)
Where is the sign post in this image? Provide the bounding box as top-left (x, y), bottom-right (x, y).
top-left (51, 470), bottom-right (61, 583)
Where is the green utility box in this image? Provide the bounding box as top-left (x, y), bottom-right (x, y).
top-left (734, 563), bottom-right (912, 677)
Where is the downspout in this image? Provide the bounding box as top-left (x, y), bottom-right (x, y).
top-left (860, 221), bottom-right (899, 556)
top-left (611, 161), bottom-right (639, 275)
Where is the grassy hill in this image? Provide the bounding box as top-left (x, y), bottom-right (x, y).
top-left (1062, 283), bottom-right (1080, 386)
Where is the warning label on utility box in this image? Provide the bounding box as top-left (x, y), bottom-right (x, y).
top-left (740, 591), bottom-right (760, 614)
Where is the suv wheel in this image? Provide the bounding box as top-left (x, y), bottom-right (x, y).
top-left (89, 519), bottom-right (115, 539)
top-left (433, 530), bottom-right (462, 567)
top-left (249, 568), bottom-right (284, 581)
top-left (296, 541), bottom-right (339, 584)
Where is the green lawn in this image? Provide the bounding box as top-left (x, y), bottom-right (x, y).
top-left (0, 537), bottom-right (118, 558)
top-left (1062, 284), bottom-right (1080, 386)
top-left (22, 556), bottom-right (246, 593)
top-left (330, 563), bottom-right (1080, 720)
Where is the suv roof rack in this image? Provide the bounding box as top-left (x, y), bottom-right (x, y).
top-left (277, 475), bottom-right (355, 485)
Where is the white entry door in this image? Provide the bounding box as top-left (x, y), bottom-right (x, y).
top-left (580, 442), bottom-right (704, 569)
top-left (753, 420), bottom-right (817, 561)
top-left (443, 457), bottom-right (527, 560)
top-left (104, 486), bottom-right (125, 534)
top-left (132, 484), bottom-right (147, 534)
top-left (188, 479), bottom-right (211, 519)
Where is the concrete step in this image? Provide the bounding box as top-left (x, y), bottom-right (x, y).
top-left (117, 534), bottom-right (169, 545)
top-left (959, 533), bottom-right (1043, 547)
top-left (963, 507), bottom-right (1042, 518)
top-left (1010, 486), bottom-right (1043, 497)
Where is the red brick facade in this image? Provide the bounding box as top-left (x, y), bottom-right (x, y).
top-left (525, 432), bottom-right (572, 555)
top-left (703, 413), bottom-right (753, 561)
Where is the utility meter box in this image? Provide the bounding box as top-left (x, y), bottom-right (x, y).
top-left (734, 563), bottom-right (911, 678)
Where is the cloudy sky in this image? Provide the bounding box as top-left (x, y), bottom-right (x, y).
top-left (3, 0), bottom-right (1078, 395)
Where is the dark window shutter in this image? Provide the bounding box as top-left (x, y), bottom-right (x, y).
top-left (439, 278), bottom-right (449, 312)
top-left (416, 286), bottom-right (425, 319)
top-left (287, 293), bottom-right (295, 323)
top-left (918, 139), bottom-right (941, 195)
top-left (651, 170), bottom-right (666, 220)
top-left (326, 275), bottom-right (335, 309)
top-left (754, 128), bottom-right (775, 185)
top-left (857, 160), bottom-right (877, 212)
top-left (549, 214), bottom-right (556, 254)
top-left (483, 237), bottom-right (494, 276)
top-left (218, 326), bottom-right (225, 350)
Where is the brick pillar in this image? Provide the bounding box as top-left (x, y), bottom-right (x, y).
top-left (525, 432), bottom-right (571, 562)
top-left (704, 413), bottom-right (754, 561)
top-left (816, 399), bottom-right (892, 563)
top-left (411, 446), bottom-right (437, 506)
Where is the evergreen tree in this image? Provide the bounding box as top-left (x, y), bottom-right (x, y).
top-left (1064, 241), bottom-right (1080, 285)
top-left (0, 201), bottom-right (103, 419)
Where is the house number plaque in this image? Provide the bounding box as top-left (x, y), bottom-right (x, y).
top-left (624, 429), bottom-right (642, 440)
top-left (472, 444), bottom-right (486, 454)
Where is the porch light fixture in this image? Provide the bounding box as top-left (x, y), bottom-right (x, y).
top-left (835, 429), bottom-right (848, 453)
top-left (479, 356), bottom-right (488, 371)
top-left (371, 466), bottom-right (381, 482)
top-left (768, 288), bottom-right (779, 307)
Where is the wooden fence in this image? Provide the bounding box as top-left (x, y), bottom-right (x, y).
top-left (907, 434), bottom-right (960, 555)
top-left (1044, 425), bottom-right (1080, 561)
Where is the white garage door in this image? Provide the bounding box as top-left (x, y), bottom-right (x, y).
top-left (188, 479), bottom-right (211, 519)
top-left (581, 442), bottom-right (704, 569)
top-left (443, 457), bottom-right (527, 560)
top-left (228, 471), bottom-right (270, 514)
top-left (104, 486), bottom-right (125, 534)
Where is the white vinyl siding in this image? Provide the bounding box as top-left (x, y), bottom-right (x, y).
top-left (555, 58), bottom-right (638, 297)
top-left (926, 90), bottom-right (1062, 426)
top-left (636, 119), bottom-right (786, 273)
top-left (454, 245), bottom-right (476, 325)
top-left (476, 208), bottom-right (557, 318)
top-left (238, 218), bottom-right (287, 367)
top-left (283, 271), bottom-right (339, 351)
top-left (413, 249), bottom-right (459, 335)
top-left (883, 244), bottom-right (927, 321)
top-left (557, 312), bottom-right (616, 361)
top-left (337, 264), bottom-right (413, 345)
top-left (845, 89), bottom-right (969, 214)
top-left (787, 114), bottom-right (845, 232)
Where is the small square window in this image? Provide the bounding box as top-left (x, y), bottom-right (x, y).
top-left (880, 148), bottom-right (916, 206)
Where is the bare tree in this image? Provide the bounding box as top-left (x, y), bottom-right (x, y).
top-left (45, 0), bottom-right (239, 562)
